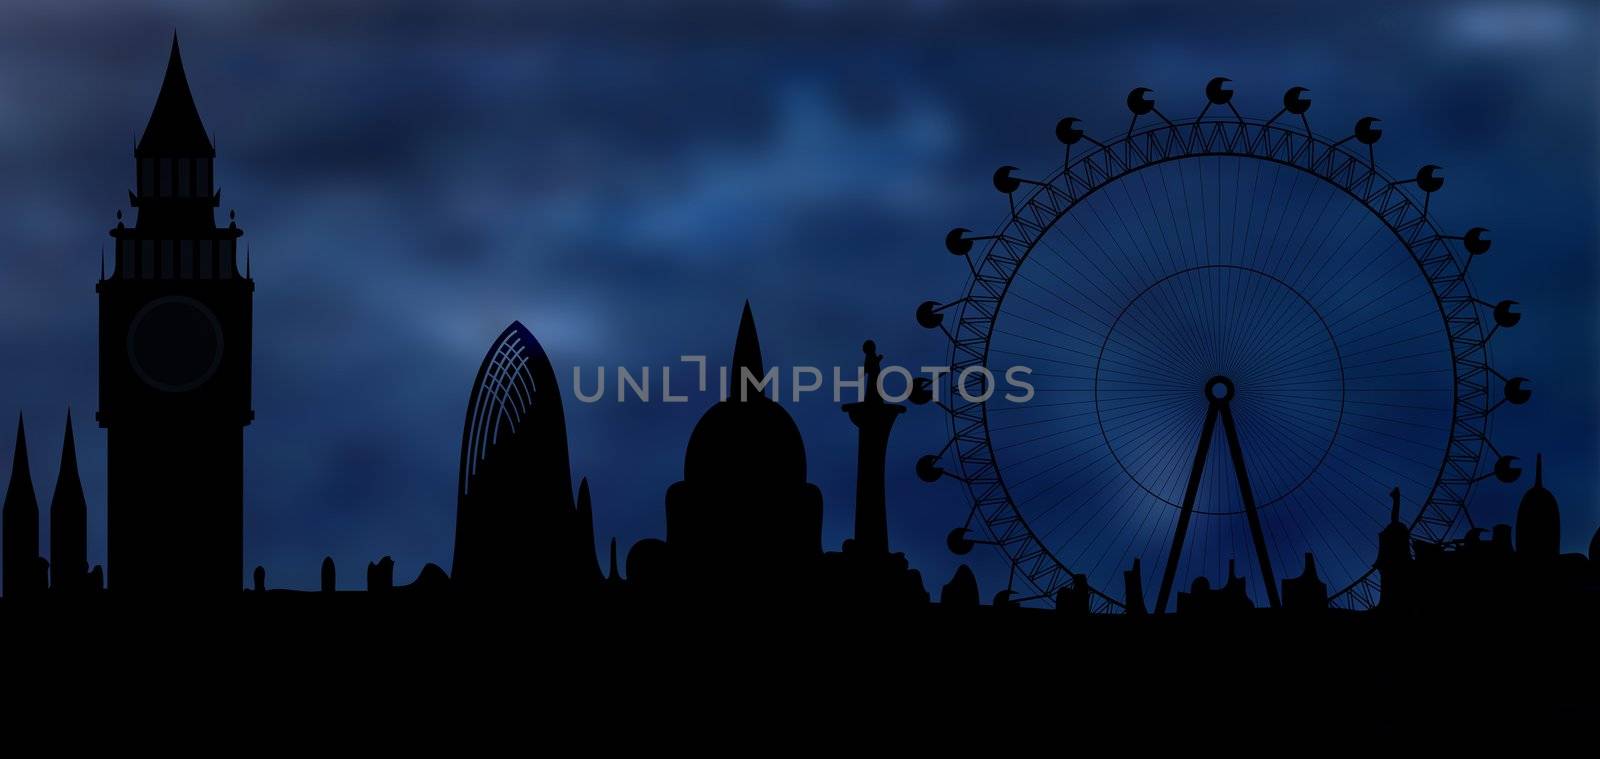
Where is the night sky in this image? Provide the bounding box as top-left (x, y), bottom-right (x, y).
top-left (0, 0), bottom-right (1595, 592)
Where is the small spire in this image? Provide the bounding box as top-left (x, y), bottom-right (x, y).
top-left (1389, 486), bottom-right (1401, 524)
top-left (607, 537), bottom-right (619, 581)
top-left (59, 409), bottom-right (77, 481)
top-left (50, 409), bottom-right (88, 593)
top-left (11, 414), bottom-right (29, 478)
top-left (4, 414), bottom-right (36, 516)
top-left (731, 301), bottom-right (765, 399)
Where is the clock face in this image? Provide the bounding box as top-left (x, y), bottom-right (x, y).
top-left (127, 296), bottom-right (224, 392)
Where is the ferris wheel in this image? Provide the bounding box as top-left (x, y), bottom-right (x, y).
top-left (915, 79), bottom-right (1529, 611)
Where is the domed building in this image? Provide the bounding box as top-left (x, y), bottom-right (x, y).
top-left (662, 302), bottom-right (823, 595)
top-left (1515, 455), bottom-right (1560, 560)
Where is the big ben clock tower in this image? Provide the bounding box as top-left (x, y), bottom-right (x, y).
top-left (99, 36), bottom-right (252, 592)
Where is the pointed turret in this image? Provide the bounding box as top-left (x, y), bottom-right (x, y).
top-left (731, 301), bottom-right (765, 400)
top-left (50, 411), bottom-right (88, 592)
top-left (137, 34), bottom-right (214, 158)
top-left (3, 415), bottom-right (42, 597)
top-left (1515, 454), bottom-right (1560, 559)
top-left (120, 33), bottom-right (230, 239)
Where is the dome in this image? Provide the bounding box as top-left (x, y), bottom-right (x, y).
top-left (682, 302), bottom-right (807, 484)
top-left (1515, 454), bottom-right (1560, 558)
top-left (685, 396), bottom-right (807, 483)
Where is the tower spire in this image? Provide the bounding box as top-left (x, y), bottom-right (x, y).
top-left (7, 415), bottom-right (32, 500)
top-left (137, 33), bottom-right (213, 157)
top-left (50, 410), bottom-right (88, 592)
top-left (3, 414), bottom-right (42, 596)
top-left (57, 410), bottom-right (77, 484)
top-left (100, 37), bottom-right (251, 593)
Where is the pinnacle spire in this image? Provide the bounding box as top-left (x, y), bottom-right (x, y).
top-left (731, 301), bottom-right (765, 399)
top-left (9, 414), bottom-right (31, 491)
top-left (51, 410), bottom-right (88, 592)
top-left (137, 33), bottom-right (214, 157)
top-left (4, 414), bottom-right (41, 596)
top-left (53, 411), bottom-right (84, 507)
top-left (59, 409), bottom-right (77, 480)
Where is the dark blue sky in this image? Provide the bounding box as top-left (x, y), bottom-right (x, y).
top-left (0, 0), bottom-right (1595, 592)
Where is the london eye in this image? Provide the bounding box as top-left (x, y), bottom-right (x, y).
top-left (916, 79), bottom-right (1529, 611)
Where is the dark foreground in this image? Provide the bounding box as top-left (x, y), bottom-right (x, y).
top-left (2, 596), bottom-right (1595, 728)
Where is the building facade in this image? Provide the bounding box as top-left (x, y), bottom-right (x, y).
top-left (98, 37), bottom-right (253, 592)
top-left (454, 321), bottom-right (598, 593)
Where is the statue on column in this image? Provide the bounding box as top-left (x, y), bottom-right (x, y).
top-left (823, 339), bottom-right (928, 606)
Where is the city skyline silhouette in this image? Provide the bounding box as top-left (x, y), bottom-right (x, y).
top-left (0, 8), bottom-right (1598, 721)
top-left (0, 4), bottom-right (1594, 601)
